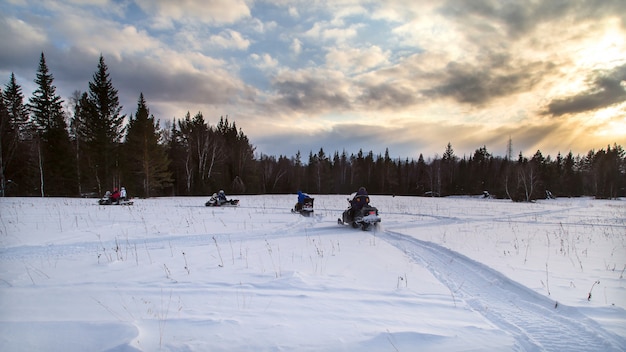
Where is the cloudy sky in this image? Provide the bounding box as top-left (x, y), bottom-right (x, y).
top-left (1, 0), bottom-right (625, 160)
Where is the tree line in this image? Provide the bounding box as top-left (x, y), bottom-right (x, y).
top-left (1, 53), bottom-right (624, 200)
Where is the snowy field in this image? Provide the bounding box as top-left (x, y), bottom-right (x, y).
top-left (0, 195), bottom-right (625, 351)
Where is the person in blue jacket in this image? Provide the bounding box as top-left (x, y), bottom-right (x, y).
top-left (295, 190), bottom-right (310, 211)
top-left (298, 190), bottom-right (308, 203)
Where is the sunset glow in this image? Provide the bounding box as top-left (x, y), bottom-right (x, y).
top-left (1, 0), bottom-right (624, 159)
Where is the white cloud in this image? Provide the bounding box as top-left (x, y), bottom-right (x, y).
top-left (325, 45), bottom-right (389, 74)
top-left (65, 0), bottom-right (109, 5)
top-left (209, 29), bottom-right (251, 50)
top-left (291, 38), bottom-right (302, 55)
top-left (59, 20), bottom-right (161, 60)
top-left (288, 6), bottom-right (299, 18)
top-left (370, 1), bottom-right (431, 23)
top-left (2, 17), bottom-right (47, 47)
top-left (244, 17), bottom-right (278, 34)
top-left (135, 0), bottom-right (251, 25)
top-left (304, 21), bottom-right (360, 45)
top-left (251, 53), bottom-right (278, 70)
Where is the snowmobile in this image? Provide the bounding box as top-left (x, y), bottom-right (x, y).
top-left (292, 196), bottom-right (314, 217)
top-left (205, 193), bottom-right (239, 207)
top-left (338, 193), bottom-right (381, 230)
top-left (97, 192), bottom-right (133, 206)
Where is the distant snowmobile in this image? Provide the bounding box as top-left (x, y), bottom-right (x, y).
top-left (292, 193), bottom-right (314, 217)
top-left (338, 193), bottom-right (381, 230)
top-left (97, 191), bottom-right (133, 205)
top-left (205, 192), bottom-right (239, 207)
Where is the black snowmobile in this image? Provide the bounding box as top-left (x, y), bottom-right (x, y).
top-left (292, 196), bottom-right (314, 217)
top-left (205, 193), bottom-right (239, 207)
top-left (338, 193), bottom-right (381, 230)
top-left (98, 191), bottom-right (133, 206)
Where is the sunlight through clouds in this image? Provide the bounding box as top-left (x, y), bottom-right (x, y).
top-left (0, 0), bottom-right (624, 159)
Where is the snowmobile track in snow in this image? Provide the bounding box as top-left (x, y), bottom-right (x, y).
top-left (380, 229), bottom-right (626, 352)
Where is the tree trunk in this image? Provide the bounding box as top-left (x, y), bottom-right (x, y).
top-left (38, 141), bottom-right (44, 197)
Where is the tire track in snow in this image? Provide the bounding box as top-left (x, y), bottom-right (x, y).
top-left (0, 210), bottom-right (313, 261)
top-left (381, 203), bottom-right (602, 232)
top-left (381, 230), bottom-right (626, 352)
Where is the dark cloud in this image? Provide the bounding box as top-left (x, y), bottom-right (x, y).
top-left (0, 14), bottom-right (54, 86)
top-left (111, 59), bottom-right (241, 106)
top-left (544, 64), bottom-right (626, 116)
top-left (2, 41), bottom-right (250, 119)
top-left (422, 57), bottom-right (548, 106)
top-left (440, 0), bottom-right (626, 39)
top-left (440, 0), bottom-right (532, 38)
top-left (271, 74), bottom-right (351, 112)
top-left (357, 83), bottom-right (419, 109)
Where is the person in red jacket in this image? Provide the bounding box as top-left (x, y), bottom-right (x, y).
top-left (110, 188), bottom-right (121, 204)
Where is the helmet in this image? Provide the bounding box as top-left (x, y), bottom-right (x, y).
top-left (219, 190), bottom-right (225, 195)
top-left (121, 187), bottom-right (125, 190)
top-left (114, 187), bottom-right (118, 191)
top-left (359, 187), bottom-right (366, 193)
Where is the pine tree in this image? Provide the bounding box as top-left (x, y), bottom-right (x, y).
top-left (28, 53), bottom-right (76, 196)
top-left (124, 93), bottom-right (172, 197)
top-left (441, 142), bottom-right (457, 195)
top-left (1, 73), bottom-right (31, 196)
top-left (0, 88), bottom-right (9, 196)
top-left (416, 153), bottom-right (427, 194)
top-left (4, 73), bottom-right (31, 139)
top-left (81, 55), bottom-right (125, 194)
top-left (69, 91), bottom-right (90, 196)
top-left (167, 118), bottom-right (187, 195)
top-left (216, 116), bottom-right (255, 193)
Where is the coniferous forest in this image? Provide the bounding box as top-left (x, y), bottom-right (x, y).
top-left (1, 54), bottom-right (625, 200)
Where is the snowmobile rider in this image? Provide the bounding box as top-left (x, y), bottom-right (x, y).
top-left (350, 187), bottom-right (369, 217)
top-left (110, 188), bottom-right (121, 204)
top-left (217, 190), bottom-right (227, 205)
top-left (295, 190), bottom-right (310, 211)
top-left (120, 187), bottom-right (127, 201)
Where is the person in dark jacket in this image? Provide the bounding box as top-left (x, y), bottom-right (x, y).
top-left (350, 187), bottom-right (369, 217)
top-left (217, 190), bottom-right (227, 205)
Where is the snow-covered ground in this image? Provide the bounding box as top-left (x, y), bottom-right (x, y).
top-left (0, 195), bottom-right (624, 351)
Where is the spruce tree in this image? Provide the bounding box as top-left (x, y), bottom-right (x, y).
top-left (69, 91), bottom-right (93, 196)
top-left (167, 118), bottom-right (187, 195)
top-left (82, 55), bottom-right (125, 194)
top-left (124, 93), bottom-right (172, 197)
top-left (216, 116), bottom-right (255, 193)
top-left (28, 53), bottom-right (76, 196)
top-left (4, 73), bottom-right (31, 139)
top-left (1, 73), bottom-right (31, 195)
top-left (0, 88), bottom-right (9, 196)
